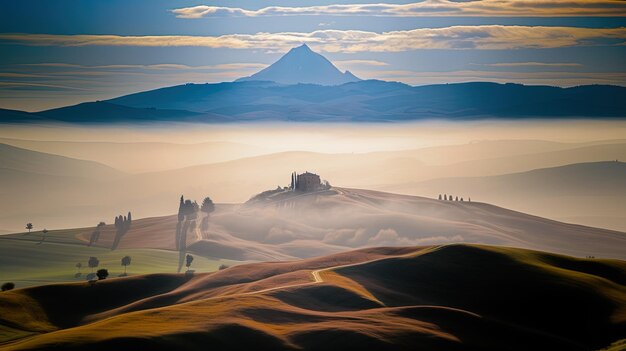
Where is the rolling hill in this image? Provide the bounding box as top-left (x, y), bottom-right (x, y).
top-left (385, 161), bottom-right (626, 231)
top-left (0, 138), bottom-right (270, 173)
top-left (0, 143), bottom-right (124, 181)
top-left (0, 244), bottom-right (623, 350)
top-left (2, 137), bottom-right (625, 232)
top-left (3, 187), bottom-right (625, 264)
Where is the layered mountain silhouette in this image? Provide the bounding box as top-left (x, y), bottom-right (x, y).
top-left (236, 44), bottom-right (360, 85)
top-left (1, 44), bottom-right (626, 123)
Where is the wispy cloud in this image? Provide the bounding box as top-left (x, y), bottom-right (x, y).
top-left (171, 1), bottom-right (626, 18)
top-left (355, 69), bottom-right (626, 86)
top-left (333, 60), bottom-right (389, 66)
top-left (22, 63), bottom-right (267, 70)
top-left (2, 26), bottom-right (625, 52)
top-left (0, 81), bottom-right (88, 91)
top-left (475, 62), bottom-right (583, 67)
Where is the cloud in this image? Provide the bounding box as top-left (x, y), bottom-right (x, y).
top-left (333, 59), bottom-right (389, 66)
top-left (0, 81), bottom-right (87, 91)
top-left (354, 69), bottom-right (626, 86)
top-left (171, 1), bottom-right (626, 19)
top-left (476, 62), bottom-right (583, 67)
top-left (2, 26), bottom-right (625, 52)
top-left (22, 62), bottom-right (267, 71)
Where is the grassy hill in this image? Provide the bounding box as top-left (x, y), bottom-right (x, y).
top-left (386, 161), bottom-right (626, 231)
top-left (2, 186), bottom-right (626, 291)
top-left (0, 244), bottom-right (623, 350)
top-left (0, 230), bottom-right (242, 289)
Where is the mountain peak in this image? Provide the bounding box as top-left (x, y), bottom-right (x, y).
top-left (294, 43), bottom-right (311, 51)
top-left (236, 45), bottom-right (361, 86)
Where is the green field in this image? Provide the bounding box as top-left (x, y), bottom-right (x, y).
top-left (0, 231), bottom-right (244, 289)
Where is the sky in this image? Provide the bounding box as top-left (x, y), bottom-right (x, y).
top-left (0, 0), bottom-right (625, 111)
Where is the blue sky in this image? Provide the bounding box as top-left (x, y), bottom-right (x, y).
top-left (1, 0), bottom-right (625, 111)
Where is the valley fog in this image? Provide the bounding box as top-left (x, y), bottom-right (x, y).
top-left (1, 120), bottom-right (625, 233)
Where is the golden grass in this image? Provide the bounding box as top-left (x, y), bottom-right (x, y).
top-left (1, 244), bottom-right (624, 350)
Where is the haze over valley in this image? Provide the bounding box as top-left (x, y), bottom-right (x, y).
top-left (1, 3), bottom-right (625, 349)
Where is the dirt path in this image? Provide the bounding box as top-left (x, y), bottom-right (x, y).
top-left (201, 248), bottom-right (422, 301)
top-left (0, 249), bottom-right (424, 349)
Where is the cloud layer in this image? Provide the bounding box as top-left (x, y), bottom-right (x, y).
top-left (2, 26), bottom-right (625, 52)
top-left (171, 0), bottom-right (626, 19)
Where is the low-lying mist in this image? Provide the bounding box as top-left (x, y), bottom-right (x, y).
top-left (1, 120), bottom-right (625, 232)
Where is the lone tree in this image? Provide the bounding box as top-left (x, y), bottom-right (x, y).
top-left (88, 257), bottom-right (100, 273)
top-left (25, 223), bottom-right (33, 233)
top-left (1, 282), bottom-right (15, 291)
top-left (75, 262), bottom-right (82, 274)
top-left (201, 197), bottom-right (215, 232)
top-left (185, 254), bottom-right (194, 271)
top-left (96, 269), bottom-right (109, 280)
top-left (41, 228), bottom-right (49, 243)
top-left (121, 256), bottom-right (131, 275)
top-left (201, 197), bottom-right (215, 215)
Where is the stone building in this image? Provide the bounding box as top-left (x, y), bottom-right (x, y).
top-left (291, 171), bottom-right (322, 192)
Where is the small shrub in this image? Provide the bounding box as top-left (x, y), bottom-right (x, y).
top-left (96, 269), bottom-right (109, 280)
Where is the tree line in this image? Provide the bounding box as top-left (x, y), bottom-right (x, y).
top-left (438, 194), bottom-right (471, 202)
top-left (86, 212), bottom-right (132, 250)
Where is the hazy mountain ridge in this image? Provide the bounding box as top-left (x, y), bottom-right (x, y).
top-left (101, 81), bottom-right (626, 121)
top-left (0, 143), bottom-right (125, 180)
top-left (1, 81), bottom-right (624, 123)
top-left (0, 138), bottom-right (270, 173)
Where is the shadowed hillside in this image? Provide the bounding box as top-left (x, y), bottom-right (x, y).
top-left (0, 245), bottom-right (623, 350)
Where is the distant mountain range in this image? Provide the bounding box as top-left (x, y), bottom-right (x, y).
top-left (1, 44), bottom-right (625, 123)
